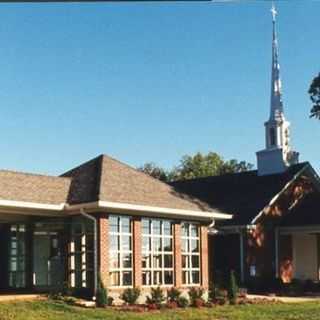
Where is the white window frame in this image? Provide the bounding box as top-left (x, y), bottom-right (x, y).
top-left (141, 218), bottom-right (174, 287)
top-left (181, 222), bottom-right (201, 286)
top-left (109, 215), bottom-right (133, 287)
top-left (69, 221), bottom-right (94, 289)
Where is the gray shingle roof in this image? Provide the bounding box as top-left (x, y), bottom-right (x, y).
top-left (0, 170), bottom-right (71, 204)
top-left (62, 154), bottom-right (217, 212)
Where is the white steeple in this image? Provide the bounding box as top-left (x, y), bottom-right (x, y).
top-left (256, 3), bottom-right (299, 176)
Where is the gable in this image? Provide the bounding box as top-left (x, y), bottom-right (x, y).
top-left (170, 162), bottom-right (310, 226)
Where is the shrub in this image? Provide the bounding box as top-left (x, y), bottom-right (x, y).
top-left (228, 271), bottom-right (238, 305)
top-left (96, 276), bottom-right (108, 308)
top-left (146, 287), bottom-right (165, 307)
top-left (121, 287), bottom-right (141, 305)
top-left (177, 296), bottom-right (189, 308)
top-left (167, 287), bottom-right (181, 302)
top-left (188, 287), bottom-right (204, 307)
top-left (107, 296), bottom-right (114, 306)
top-left (214, 288), bottom-right (228, 305)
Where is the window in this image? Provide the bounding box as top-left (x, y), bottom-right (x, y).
top-left (9, 224), bottom-right (26, 288)
top-left (141, 219), bottom-right (174, 286)
top-left (109, 215), bottom-right (133, 287)
top-left (181, 222), bottom-right (200, 285)
top-left (270, 128), bottom-right (276, 146)
top-left (69, 219), bottom-right (94, 289)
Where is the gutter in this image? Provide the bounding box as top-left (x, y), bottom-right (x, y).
top-left (80, 208), bottom-right (98, 300)
top-left (67, 201), bottom-right (233, 222)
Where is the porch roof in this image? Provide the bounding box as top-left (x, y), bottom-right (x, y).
top-left (0, 154), bottom-right (231, 221)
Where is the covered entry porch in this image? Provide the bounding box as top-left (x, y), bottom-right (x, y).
top-left (0, 211), bottom-right (94, 296)
top-left (277, 226), bottom-right (320, 283)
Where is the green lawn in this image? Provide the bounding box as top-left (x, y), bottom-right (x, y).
top-left (0, 300), bottom-right (320, 320)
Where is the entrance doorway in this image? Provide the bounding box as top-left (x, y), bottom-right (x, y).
top-left (292, 234), bottom-right (319, 281)
top-left (33, 230), bottom-right (64, 291)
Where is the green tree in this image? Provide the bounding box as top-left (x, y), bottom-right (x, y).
top-left (227, 270), bottom-right (238, 305)
top-left (139, 152), bottom-right (253, 182)
top-left (309, 73), bottom-right (320, 119)
top-left (137, 162), bottom-right (168, 182)
top-left (172, 152), bottom-right (225, 180)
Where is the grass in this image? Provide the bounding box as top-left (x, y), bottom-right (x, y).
top-left (0, 300), bottom-right (320, 320)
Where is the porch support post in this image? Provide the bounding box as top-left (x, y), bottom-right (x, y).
top-left (275, 227), bottom-right (279, 278)
top-left (132, 217), bottom-right (142, 287)
top-left (173, 222), bottom-right (182, 288)
top-left (200, 225), bottom-right (209, 289)
top-left (239, 230), bottom-right (244, 283)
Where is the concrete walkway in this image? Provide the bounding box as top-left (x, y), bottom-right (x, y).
top-left (248, 294), bottom-right (320, 303)
top-left (0, 294), bottom-right (40, 302)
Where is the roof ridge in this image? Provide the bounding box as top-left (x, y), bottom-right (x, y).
top-left (100, 153), bottom-right (179, 191)
top-left (0, 169), bottom-right (71, 180)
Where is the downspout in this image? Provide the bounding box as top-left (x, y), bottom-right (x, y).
top-left (80, 208), bottom-right (98, 300)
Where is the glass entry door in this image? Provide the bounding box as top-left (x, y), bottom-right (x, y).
top-left (33, 231), bottom-right (64, 289)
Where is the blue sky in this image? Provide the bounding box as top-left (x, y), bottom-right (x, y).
top-left (0, 0), bottom-right (319, 175)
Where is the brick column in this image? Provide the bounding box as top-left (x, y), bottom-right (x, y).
top-left (200, 225), bottom-right (209, 289)
top-left (99, 213), bottom-right (109, 287)
top-left (174, 222), bottom-right (182, 288)
top-left (133, 217), bottom-right (142, 287)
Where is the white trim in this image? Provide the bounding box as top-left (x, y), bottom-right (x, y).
top-left (279, 225), bottom-right (320, 235)
top-left (0, 199), bottom-right (65, 211)
top-left (0, 198), bottom-right (232, 221)
top-left (66, 200), bottom-right (233, 221)
top-left (251, 164), bottom-right (312, 225)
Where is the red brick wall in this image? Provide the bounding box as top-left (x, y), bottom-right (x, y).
top-left (133, 217), bottom-right (142, 287)
top-left (200, 225), bottom-right (209, 289)
top-left (98, 214), bottom-right (210, 291)
top-left (279, 234), bottom-right (293, 283)
top-left (98, 213), bottom-right (109, 287)
top-left (173, 222), bottom-right (182, 287)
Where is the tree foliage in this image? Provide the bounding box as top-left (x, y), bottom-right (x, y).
top-left (138, 152), bottom-right (253, 182)
top-left (309, 73), bottom-right (320, 119)
top-left (137, 162), bottom-right (168, 182)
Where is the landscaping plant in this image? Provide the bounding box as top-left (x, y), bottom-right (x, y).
top-left (96, 276), bottom-right (108, 308)
top-left (146, 286), bottom-right (165, 307)
top-left (177, 296), bottom-right (189, 308)
top-left (228, 270), bottom-right (239, 305)
top-left (121, 287), bottom-right (141, 305)
top-left (167, 287), bottom-right (182, 302)
top-left (188, 287), bottom-right (204, 307)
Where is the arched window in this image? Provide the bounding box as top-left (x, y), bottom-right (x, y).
top-left (270, 128), bottom-right (276, 146)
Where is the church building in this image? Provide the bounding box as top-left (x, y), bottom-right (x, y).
top-left (171, 5), bottom-right (320, 288)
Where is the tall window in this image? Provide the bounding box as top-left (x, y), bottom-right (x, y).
top-left (69, 219), bottom-right (94, 289)
top-left (9, 224), bottom-right (26, 288)
top-left (270, 128), bottom-right (276, 146)
top-left (141, 219), bottom-right (174, 286)
top-left (181, 222), bottom-right (200, 285)
top-left (109, 215), bottom-right (133, 287)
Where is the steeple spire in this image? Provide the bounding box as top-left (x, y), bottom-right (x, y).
top-left (256, 2), bottom-right (299, 176)
top-left (270, 2), bottom-right (284, 120)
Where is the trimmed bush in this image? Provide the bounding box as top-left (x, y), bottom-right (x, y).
top-left (177, 296), bottom-right (189, 308)
top-left (146, 287), bottom-right (165, 307)
top-left (96, 277), bottom-right (108, 308)
top-left (228, 271), bottom-right (239, 305)
top-left (188, 287), bottom-right (204, 307)
top-left (167, 287), bottom-right (182, 303)
top-left (121, 287), bottom-right (141, 305)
